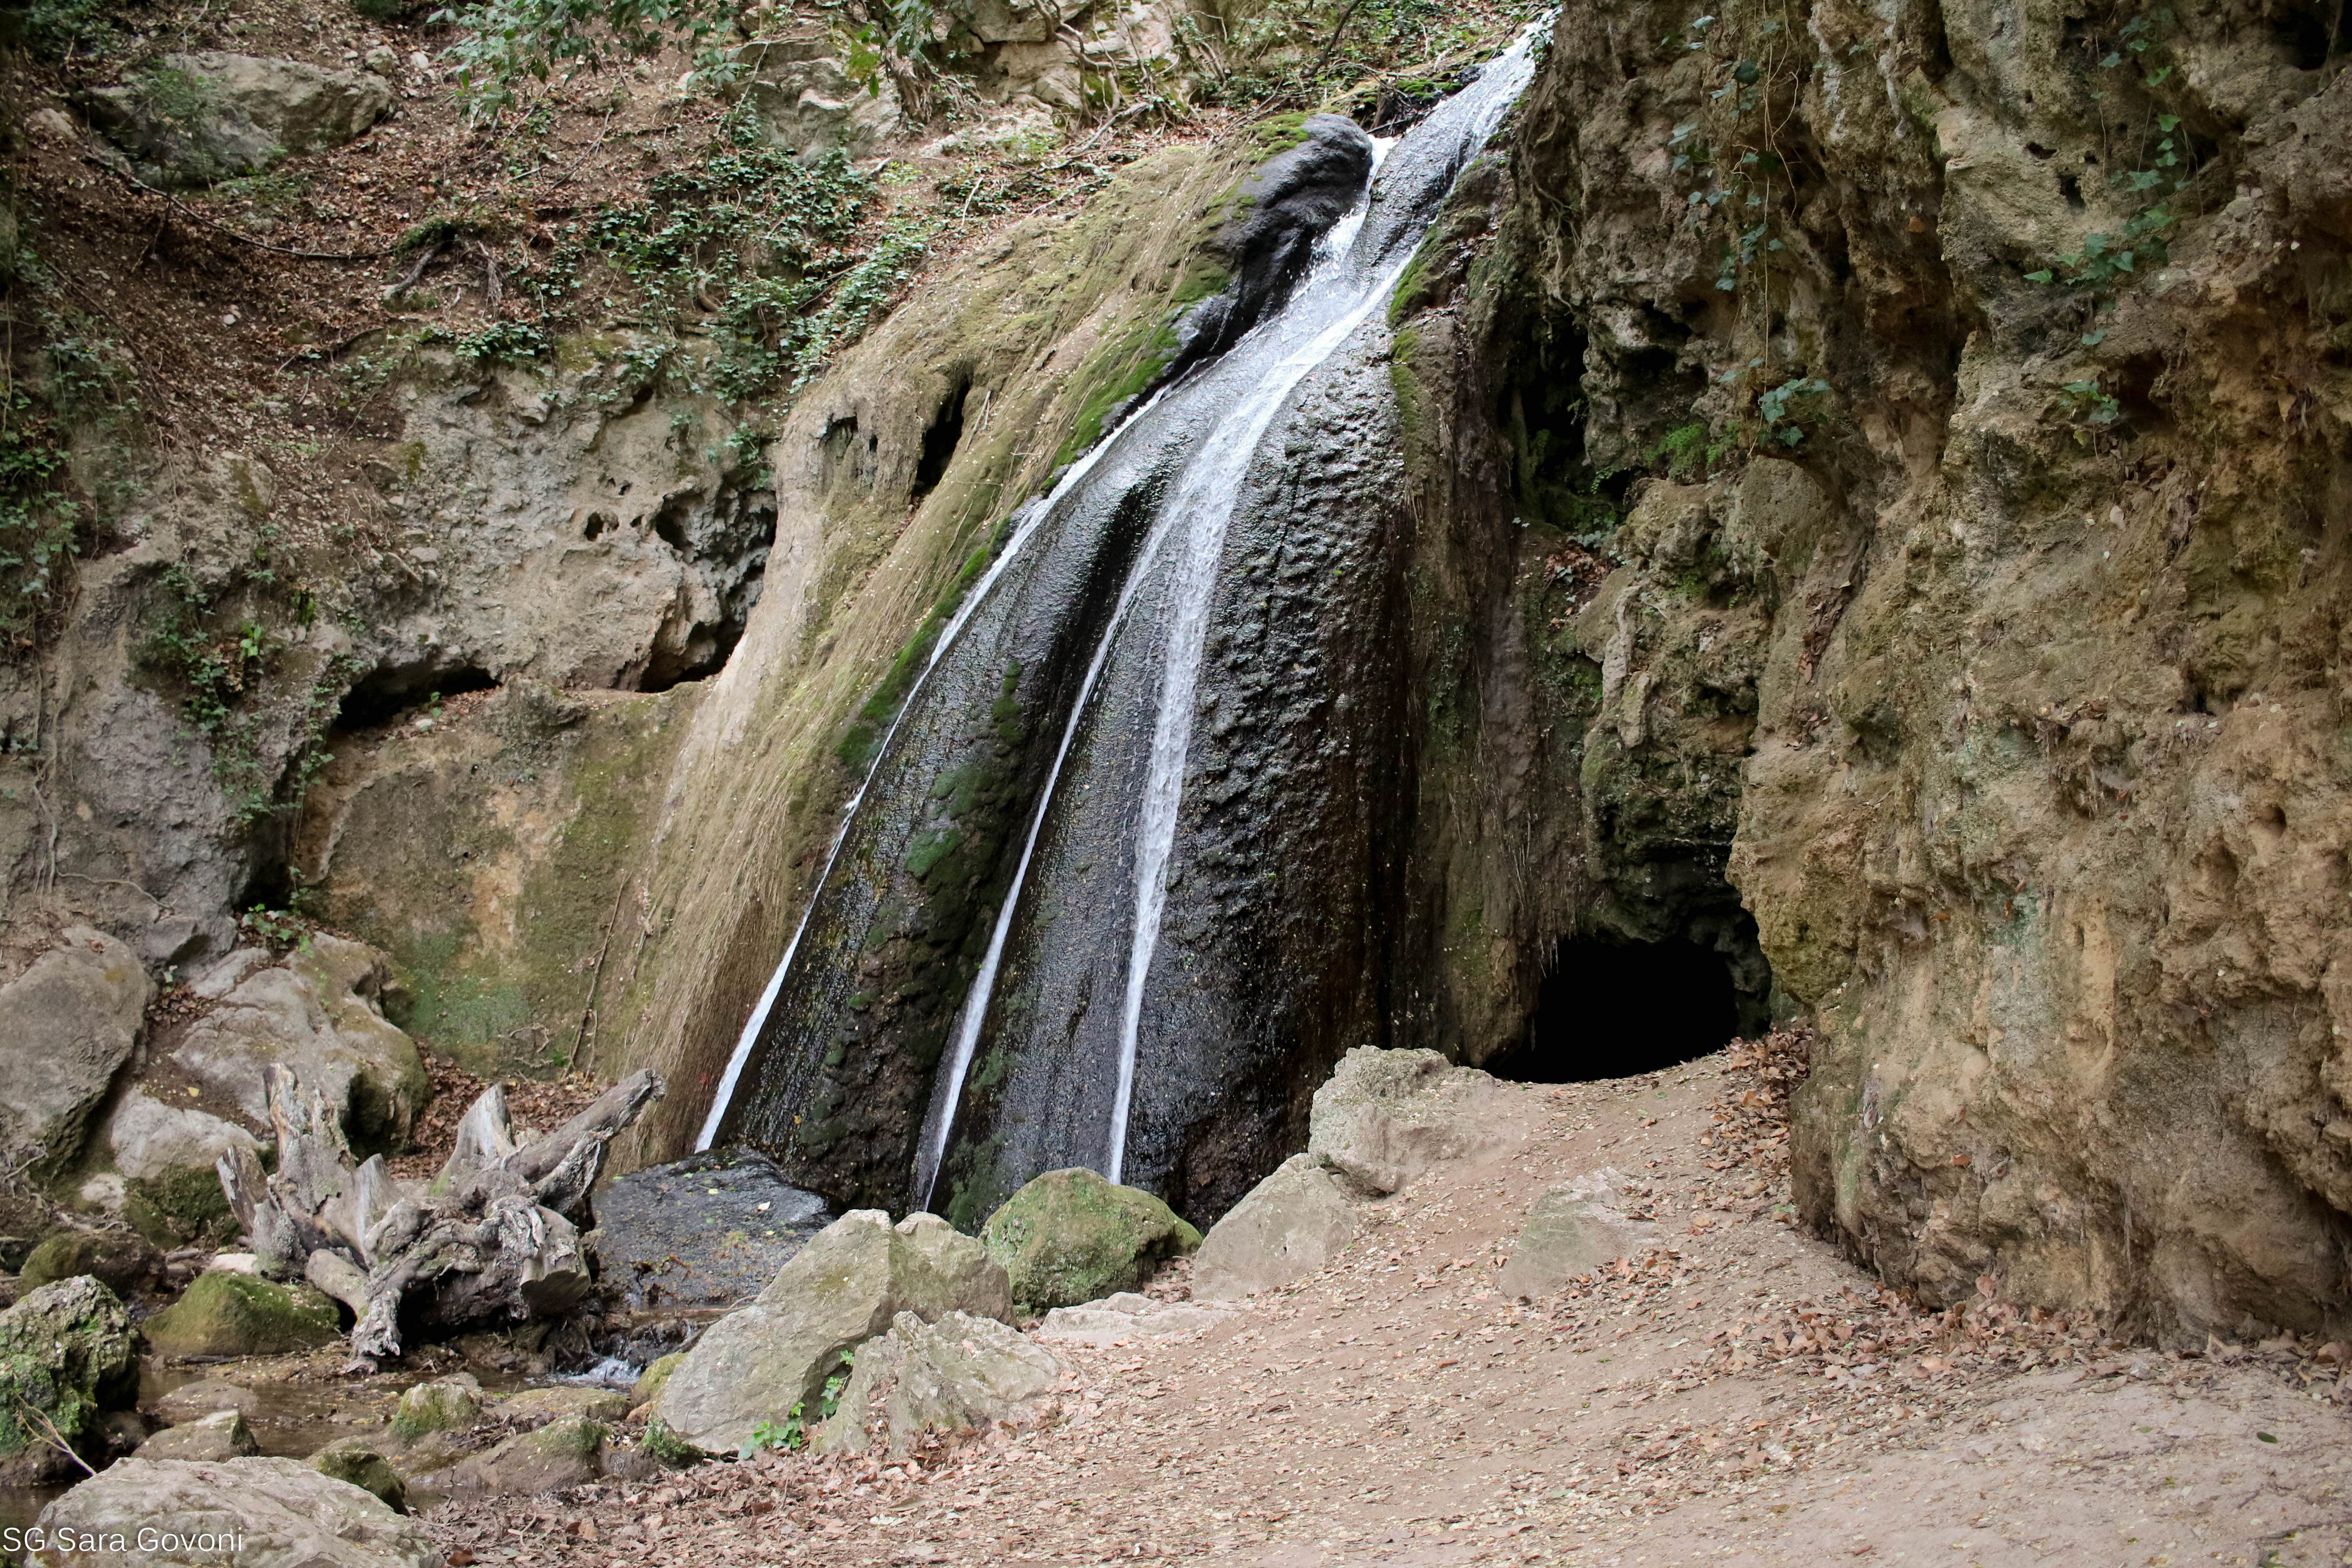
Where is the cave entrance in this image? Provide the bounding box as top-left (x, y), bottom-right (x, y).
top-left (1485, 934), bottom-right (1744, 1082)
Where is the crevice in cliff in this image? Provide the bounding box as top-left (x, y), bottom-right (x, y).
top-left (336, 661), bottom-right (500, 729)
top-left (911, 376), bottom-right (971, 503)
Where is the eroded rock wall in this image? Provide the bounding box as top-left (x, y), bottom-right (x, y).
top-left (1403, 0), bottom-right (2352, 1339)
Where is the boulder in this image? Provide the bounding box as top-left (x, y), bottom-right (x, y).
top-left (0, 1277), bottom-right (138, 1482)
top-left (387, 1376), bottom-right (482, 1445)
top-left (652, 1208), bottom-right (1012, 1455)
top-left (0, 927), bottom-right (149, 1175)
top-left (746, 54), bottom-right (900, 160)
top-left (19, 1230), bottom-right (162, 1296)
top-left (814, 1309), bottom-right (1067, 1457)
top-left (136, 1408), bottom-right (258, 1461)
top-left (1307, 1046), bottom-right (1530, 1194)
top-left (1034, 1291), bottom-right (1234, 1347)
top-left (142, 1272), bottom-right (341, 1359)
top-left (84, 53), bottom-right (392, 189)
top-left (588, 1146), bottom-right (832, 1309)
top-left (107, 1088), bottom-right (262, 1181)
top-left (1192, 1153), bottom-right (1360, 1299)
top-left (169, 936), bottom-right (427, 1155)
top-left (309, 1438), bottom-right (408, 1511)
top-left (497, 1385), bottom-right (630, 1425)
top-left (422, 1416), bottom-right (604, 1502)
top-left (153, 1379), bottom-right (258, 1423)
top-left (28, 1455), bottom-right (437, 1567)
top-left (980, 1169), bottom-right (1201, 1312)
top-left (1497, 1172), bottom-right (1643, 1297)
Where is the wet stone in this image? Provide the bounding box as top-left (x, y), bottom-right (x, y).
top-left (588, 1147), bottom-right (831, 1310)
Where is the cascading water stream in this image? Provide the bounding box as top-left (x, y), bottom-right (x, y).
top-left (692, 412), bottom-right (1160, 1152)
top-left (701, 28), bottom-right (1541, 1214)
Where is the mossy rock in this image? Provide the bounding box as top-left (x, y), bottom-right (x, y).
top-left (0, 1276), bottom-right (138, 1478)
top-left (629, 1351), bottom-right (683, 1409)
top-left (124, 1167), bottom-right (238, 1249)
top-left (141, 1272), bottom-right (341, 1359)
top-left (979, 1168), bottom-right (1202, 1313)
top-left (19, 1231), bottom-right (161, 1296)
top-left (389, 1375), bottom-right (484, 1444)
top-left (310, 1436), bottom-right (410, 1511)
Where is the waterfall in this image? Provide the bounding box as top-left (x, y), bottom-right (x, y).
top-left (692, 421), bottom-right (1153, 1152)
top-left (701, 29), bottom-right (1541, 1217)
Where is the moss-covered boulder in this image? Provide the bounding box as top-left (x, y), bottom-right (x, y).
top-left (0, 1276), bottom-right (138, 1481)
top-left (388, 1375), bottom-right (483, 1445)
top-left (141, 1271), bottom-right (341, 1359)
top-left (979, 1169), bottom-right (1201, 1313)
top-left (19, 1230), bottom-right (161, 1295)
top-left (310, 1437), bottom-right (410, 1512)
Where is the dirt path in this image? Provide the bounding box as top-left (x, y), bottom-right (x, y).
top-left (431, 1043), bottom-right (2352, 1567)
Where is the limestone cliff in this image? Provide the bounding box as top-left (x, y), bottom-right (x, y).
top-left (1395, 0), bottom-right (2352, 1342)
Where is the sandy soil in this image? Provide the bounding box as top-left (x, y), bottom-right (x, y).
top-left (428, 1041), bottom-right (2352, 1567)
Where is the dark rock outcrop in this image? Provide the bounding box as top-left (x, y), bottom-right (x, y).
top-left (1162, 116), bottom-right (1378, 381)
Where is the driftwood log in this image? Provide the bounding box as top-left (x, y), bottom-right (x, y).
top-left (218, 1065), bottom-right (663, 1368)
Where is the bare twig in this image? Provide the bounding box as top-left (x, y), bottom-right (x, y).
top-left (12, 1396), bottom-right (97, 1478)
top-left (1309, 0), bottom-right (1371, 83)
top-left (381, 239), bottom-right (448, 302)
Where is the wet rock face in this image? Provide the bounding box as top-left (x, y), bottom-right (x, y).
top-left (588, 1147), bottom-right (831, 1310)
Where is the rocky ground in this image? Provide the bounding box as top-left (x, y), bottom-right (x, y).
top-left (416, 1041), bottom-right (2352, 1567)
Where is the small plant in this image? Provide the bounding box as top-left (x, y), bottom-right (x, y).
top-left (16, 0), bottom-right (120, 60)
top-left (1755, 376), bottom-right (1829, 448)
top-left (2055, 377), bottom-right (2121, 439)
top-left (239, 905), bottom-right (311, 951)
top-left (642, 1417), bottom-right (697, 1464)
top-left (735, 1352), bottom-right (853, 1457)
top-left (420, 319), bottom-right (552, 366)
top-left (1649, 421), bottom-right (1712, 481)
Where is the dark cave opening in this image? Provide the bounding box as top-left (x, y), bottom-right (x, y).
top-left (911, 377), bottom-right (971, 501)
top-left (335, 661), bottom-right (499, 729)
top-left (1485, 935), bottom-right (1743, 1082)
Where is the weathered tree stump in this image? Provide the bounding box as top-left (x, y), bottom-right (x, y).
top-left (218, 1065), bottom-right (663, 1368)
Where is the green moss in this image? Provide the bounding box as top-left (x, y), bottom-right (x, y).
top-left (123, 1167), bottom-right (237, 1249)
top-left (0, 1277), bottom-right (135, 1465)
top-left (142, 1272), bottom-right (340, 1359)
top-left (979, 1168), bottom-right (1202, 1312)
top-left (310, 1440), bottom-right (409, 1510)
top-left (19, 1232), bottom-right (154, 1294)
top-left (390, 1377), bottom-right (484, 1443)
top-left (1251, 112), bottom-right (1314, 154)
top-left (1388, 241), bottom-right (1437, 327)
top-left (632, 1351), bottom-right (684, 1408)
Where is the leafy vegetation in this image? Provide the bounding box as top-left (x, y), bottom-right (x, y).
top-left (7, 0), bottom-right (120, 60)
top-left (436, 0), bottom-right (748, 119)
top-left (0, 247), bottom-right (140, 657)
top-left (0, 385), bottom-right (80, 654)
top-left (737, 1352), bottom-right (853, 1455)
